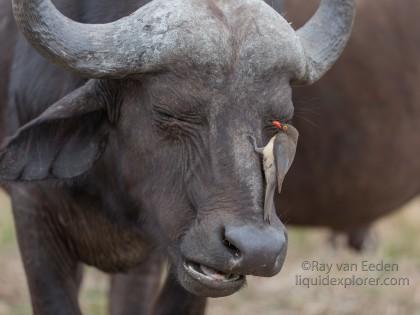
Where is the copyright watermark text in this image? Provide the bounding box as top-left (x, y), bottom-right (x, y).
top-left (296, 260), bottom-right (410, 288)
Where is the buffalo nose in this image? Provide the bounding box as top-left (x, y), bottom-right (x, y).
top-left (223, 224), bottom-right (287, 277)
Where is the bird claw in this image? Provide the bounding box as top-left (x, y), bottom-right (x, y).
top-left (248, 135), bottom-right (265, 154)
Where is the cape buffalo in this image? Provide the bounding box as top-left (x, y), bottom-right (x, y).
top-left (0, 0), bottom-right (354, 314)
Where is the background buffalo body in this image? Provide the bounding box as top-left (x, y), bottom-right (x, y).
top-left (279, 0), bottom-right (420, 238)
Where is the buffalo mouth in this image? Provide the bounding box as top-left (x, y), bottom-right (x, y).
top-left (177, 259), bottom-right (245, 297)
top-left (183, 260), bottom-right (243, 283)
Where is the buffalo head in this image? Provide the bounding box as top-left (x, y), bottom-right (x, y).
top-left (1, 0), bottom-right (355, 297)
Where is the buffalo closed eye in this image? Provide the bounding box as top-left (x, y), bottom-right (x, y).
top-left (153, 106), bottom-right (203, 140)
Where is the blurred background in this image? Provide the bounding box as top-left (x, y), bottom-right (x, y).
top-left (1, 188), bottom-right (419, 315)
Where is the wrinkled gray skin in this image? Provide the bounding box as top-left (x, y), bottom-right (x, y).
top-left (0, 0), bottom-right (354, 314)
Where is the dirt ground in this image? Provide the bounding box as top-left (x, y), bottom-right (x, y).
top-left (0, 189), bottom-right (419, 315)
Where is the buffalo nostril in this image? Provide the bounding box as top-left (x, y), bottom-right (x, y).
top-left (223, 224), bottom-right (287, 276)
top-left (223, 238), bottom-right (241, 258)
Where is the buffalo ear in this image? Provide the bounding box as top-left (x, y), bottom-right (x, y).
top-left (0, 80), bottom-right (114, 181)
top-left (273, 125), bottom-right (299, 193)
